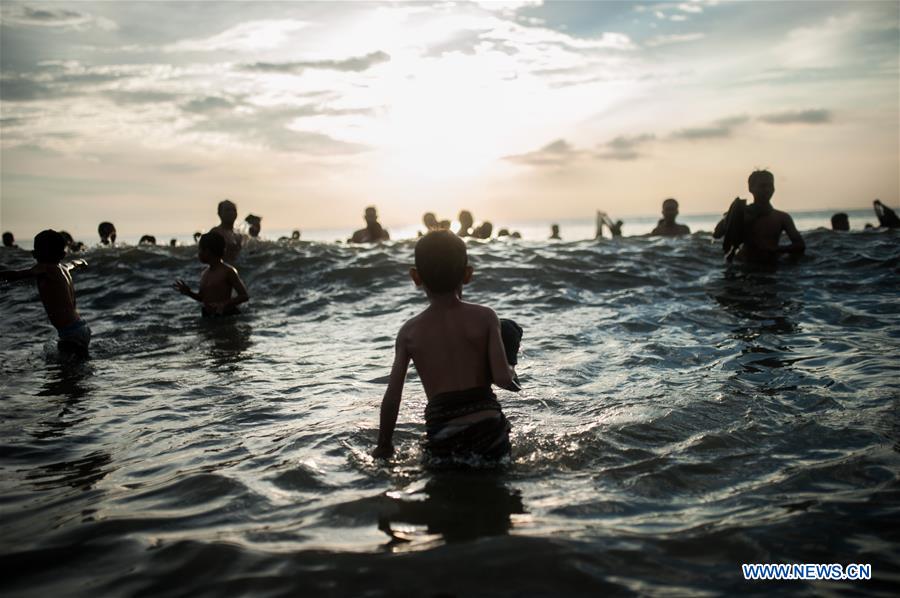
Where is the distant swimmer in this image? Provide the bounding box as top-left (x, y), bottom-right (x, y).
top-left (245, 214), bottom-right (262, 239)
top-left (650, 199), bottom-right (690, 236)
top-left (497, 229), bottom-right (510, 237)
top-left (457, 210), bottom-right (474, 237)
top-left (169, 239), bottom-right (177, 247)
top-left (474, 221), bottom-right (493, 239)
top-left (139, 235), bottom-right (157, 245)
top-left (2, 232), bottom-right (17, 248)
top-left (349, 206), bottom-right (390, 243)
top-left (720, 169), bottom-right (805, 264)
top-left (422, 212), bottom-right (440, 234)
top-left (0, 230), bottom-right (91, 357)
top-left (193, 231), bottom-right (202, 243)
top-left (59, 231), bottom-right (85, 252)
top-left (831, 213), bottom-right (850, 231)
top-left (372, 230), bottom-right (522, 463)
top-left (873, 199), bottom-right (900, 228)
top-left (596, 211), bottom-right (623, 239)
top-left (174, 232), bottom-right (249, 318)
top-left (210, 199), bottom-right (243, 262)
top-left (291, 230), bottom-right (301, 241)
top-left (550, 224), bottom-right (561, 240)
top-left (98, 221), bottom-right (117, 246)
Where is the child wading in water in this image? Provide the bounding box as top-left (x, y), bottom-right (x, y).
top-left (174, 232), bottom-right (249, 317)
top-left (372, 230), bottom-right (523, 464)
top-left (0, 229), bottom-right (91, 357)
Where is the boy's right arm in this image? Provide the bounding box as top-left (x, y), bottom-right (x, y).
top-left (372, 329), bottom-right (410, 459)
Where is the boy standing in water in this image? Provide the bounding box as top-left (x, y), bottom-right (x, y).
top-left (174, 232), bottom-right (249, 317)
top-left (734, 170), bottom-right (805, 264)
top-left (372, 230), bottom-right (522, 463)
top-left (0, 230), bottom-right (91, 356)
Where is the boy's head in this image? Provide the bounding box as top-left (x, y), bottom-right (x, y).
top-left (412, 230), bottom-right (471, 294)
top-left (198, 231), bottom-right (226, 263)
top-left (831, 213), bottom-right (849, 231)
top-left (748, 170), bottom-right (775, 202)
top-left (33, 229), bottom-right (67, 263)
top-left (98, 221), bottom-right (116, 244)
top-left (2, 231), bottom-right (14, 247)
top-left (218, 199), bottom-right (237, 225)
top-left (661, 198), bottom-right (679, 222)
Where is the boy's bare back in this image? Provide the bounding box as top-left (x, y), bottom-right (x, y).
top-left (35, 263), bottom-right (80, 329)
top-left (399, 300), bottom-right (509, 399)
top-left (199, 262), bottom-right (243, 307)
top-left (743, 208), bottom-right (803, 263)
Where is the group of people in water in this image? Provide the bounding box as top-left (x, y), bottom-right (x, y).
top-left (1, 168), bottom-right (897, 464)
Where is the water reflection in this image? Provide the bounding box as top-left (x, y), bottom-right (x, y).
top-left (198, 319), bottom-right (253, 370)
top-left (378, 471), bottom-right (525, 549)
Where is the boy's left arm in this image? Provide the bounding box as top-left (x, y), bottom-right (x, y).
top-left (225, 267), bottom-right (250, 309)
top-left (780, 214), bottom-right (805, 254)
top-left (372, 330), bottom-right (410, 459)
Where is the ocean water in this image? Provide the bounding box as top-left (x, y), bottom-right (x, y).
top-left (1, 228), bottom-right (898, 596)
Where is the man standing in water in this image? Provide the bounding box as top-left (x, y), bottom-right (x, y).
top-left (350, 206), bottom-right (390, 243)
top-left (211, 199), bottom-right (242, 262)
top-left (722, 170), bottom-right (805, 264)
top-left (650, 199), bottom-right (690, 236)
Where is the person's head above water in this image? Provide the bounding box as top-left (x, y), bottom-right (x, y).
top-left (423, 212), bottom-right (438, 230)
top-left (2, 231), bottom-right (14, 247)
top-left (412, 230), bottom-right (472, 295)
top-left (218, 199), bottom-right (237, 227)
top-left (98, 221), bottom-right (116, 245)
top-left (198, 231), bottom-right (225, 264)
top-left (139, 235), bottom-right (156, 245)
top-left (458, 210), bottom-right (474, 230)
top-left (245, 214), bottom-right (262, 237)
top-left (831, 213), bottom-right (849, 231)
top-left (291, 230), bottom-right (300, 240)
top-left (661, 198), bottom-right (679, 223)
top-left (33, 229), bottom-right (67, 263)
top-left (364, 206), bottom-right (379, 224)
top-left (748, 170), bottom-right (775, 203)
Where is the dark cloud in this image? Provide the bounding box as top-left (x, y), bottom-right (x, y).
top-left (759, 109), bottom-right (831, 124)
top-left (670, 115), bottom-right (748, 140)
top-left (596, 133), bottom-right (655, 160)
top-left (0, 65), bottom-right (130, 102)
top-left (105, 90), bottom-right (181, 105)
top-left (504, 139), bottom-right (583, 167)
top-left (242, 51), bottom-right (391, 74)
top-left (2, 5), bottom-right (116, 30)
top-left (0, 76), bottom-right (59, 101)
top-left (18, 6), bottom-right (85, 23)
top-left (182, 96), bottom-right (236, 113)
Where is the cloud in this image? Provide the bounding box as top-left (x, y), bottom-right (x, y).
top-left (182, 96), bottom-right (237, 114)
top-left (644, 33), bottom-right (705, 48)
top-left (504, 138), bottom-right (584, 166)
top-left (242, 51), bottom-right (391, 74)
top-left (164, 20), bottom-right (310, 53)
top-left (595, 134), bottom-right (655, 160)
top-left (759, 109), bottom-right (832, 125)
top-left (671, 115), bottom-right (748, 140)
top-left (1, 4), bottom-right (117, 31)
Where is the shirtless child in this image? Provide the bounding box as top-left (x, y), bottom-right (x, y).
top-left (739, 170), bottom-right (805, 264)
top-left (174, 232), bottom-right (249, 317)
top-left (0, 229), bottom-right (91, 356)
top-left (372, 230), bottom-right (523, 463)
top-left (210, 199), bottom-right (243, 262)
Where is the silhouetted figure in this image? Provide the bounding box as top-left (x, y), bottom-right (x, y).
top-left (292, 230), bottom-right (301, 240)
top-left (58, 230), bottom-right (84, 252)
top-left (831, 213), bottom-right (849, 231)
top-left (873, 199), bottom-right (900, 228)
top-left (170, 239), bottom-right (177, 247)
top-left (510, 231), bottom-right (522, 239)
top-left (595, 212), bottom-right (623, 239)
top-left (174, 232), bottom-right (249, 317)
top-left (423, 212), bottom-right (440, 232)
top-left (457, 210), bottom-right (474, 237)
top-left (350, 206), bottom-right (390, 243)
top-left (372, 231), bottom-right (521, 463)
top-left (438, 219), bottom-right (451, 230)
top-left (721, 170), bottom-right (804, 263)
top-left (474, 221), bottom-right (493, 239)
top-left (497, 229), bottom-right (510, 237)
top-left (549, 224), bottom-right (561, 240)
top-left (98, 221), bottom-right (116, 246)
top-left (2, 232), bottom-right (17, 248)
top-left (245, 214), bottom-right (262, 238)
top-left (210, 199), bottom-right (242, 262)
top-left (139, 235), bottom-right (157, 245)
top-left (0, 230), bottom-right (90, 356)
top-left (193, 231), bottom-right (202, 243)
top-left (650, 199), bottom-right (690, 236)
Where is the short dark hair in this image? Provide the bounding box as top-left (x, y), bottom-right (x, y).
top-left (748, 169), bottom-right (774, 189)
top-left (831, 213), bottom-right (849, 230)
top-left (33, 229), bottom-right (66, 263)
top-left (199, 231), bottom-right (226, 258)
top-left (2, 231), bottom-right (13, 246)
top-left (98, 221), bottom-right (115, 237)
top-left (218, 199), bottom-right (236, 215)
top-left (415, 230), bottom-right (467, 293)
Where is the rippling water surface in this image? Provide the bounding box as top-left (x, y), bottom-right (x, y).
top-left (1, 230), bottom-right (899, 596)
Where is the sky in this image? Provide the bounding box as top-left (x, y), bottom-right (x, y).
top-left (1, 0), bottom-right (898, 240)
